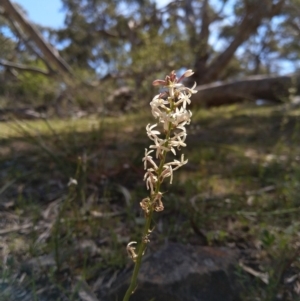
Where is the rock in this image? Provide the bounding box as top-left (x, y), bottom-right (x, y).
top-left (107, 243), bottom-right (240, 301)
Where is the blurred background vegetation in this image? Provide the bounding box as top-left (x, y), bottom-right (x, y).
top-left (1, 0), bottom-right (300, 116)
top-left (1, 0), bottom-right (300, 300)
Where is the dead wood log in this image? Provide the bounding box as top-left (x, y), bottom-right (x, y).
top-left (192, 74), bottom-right (300, 107)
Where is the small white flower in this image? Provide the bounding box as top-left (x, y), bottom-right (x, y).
top-left (127, 241), bottom-right (138, 262)
top-left (142, 149), bottom-right (158, 170)
top-left (146, 124), bottom-right (160, 141)
top-left (169, 139), bottom-right (186, 150)
top-left (149, 137), bottom-right (172, 158)
top-left (150, 95), bottom-right (169, 108)
top-left (144, 169), bottom-right (158, 194)
top-left (161, 164), bottom-right (173, 184)
top-left (170, 130), bottom-right (187, 150)
top-left (175, 93), bottom-right (191, 109)
top-left (178, 82), bottom-right (197, 97)
top-left (68, 178), bottom-right (78, 186)
top-left (171, 107), bottom-right (192, 126)
top-left (168, 82), bottom-right (182, 98)
top-left (165, 154), bottom-right (188, 171)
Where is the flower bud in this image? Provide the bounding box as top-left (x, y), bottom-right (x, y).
top-left (152, 79), bottom-right (166, 86)
top-left (183, 69), bottom-right (194, 77)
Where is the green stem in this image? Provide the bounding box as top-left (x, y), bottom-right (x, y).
top-left (123, 122), bottom-right (172, 301)
top-left (122, 209), bottom-right (154, 301)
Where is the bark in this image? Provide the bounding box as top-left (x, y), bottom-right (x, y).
top-left (193, 0), bottom-right (210, 77)
top-left (6, 17), bottom-right (55, 73)
top-left (192, 74), bottom-right (300, 107)
top-left (1, 0), bottom-right (72, 76)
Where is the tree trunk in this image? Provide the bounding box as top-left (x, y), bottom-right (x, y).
top-left (1, 0), bottom-right (72, 76)
top-left (194, 0), bottom-right (285, 85)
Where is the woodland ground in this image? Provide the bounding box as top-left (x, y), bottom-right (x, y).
top-left (0, 103), bottom-right (300, 300)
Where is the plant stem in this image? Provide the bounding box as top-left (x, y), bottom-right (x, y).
top-left (123, 141), bottom-right (169, 301)
top-left (122, 209), bottom-right (154, 301)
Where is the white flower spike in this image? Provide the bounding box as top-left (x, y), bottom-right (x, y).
top-left (142, 70), bottom-right (197, 213)
top-left (123, 70), bottom-right (197, 301)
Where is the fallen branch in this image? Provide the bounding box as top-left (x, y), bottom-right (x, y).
top-left (0, 59), bottom-right (51, 76)
top-left (0, 223), bottom-right (32, 235)
top-left (192, 74), bottom-right (300, 106)
top-left (1, 0), bottom-right (72, 75)
top-left (6, 17), bottom-right (55, 73)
